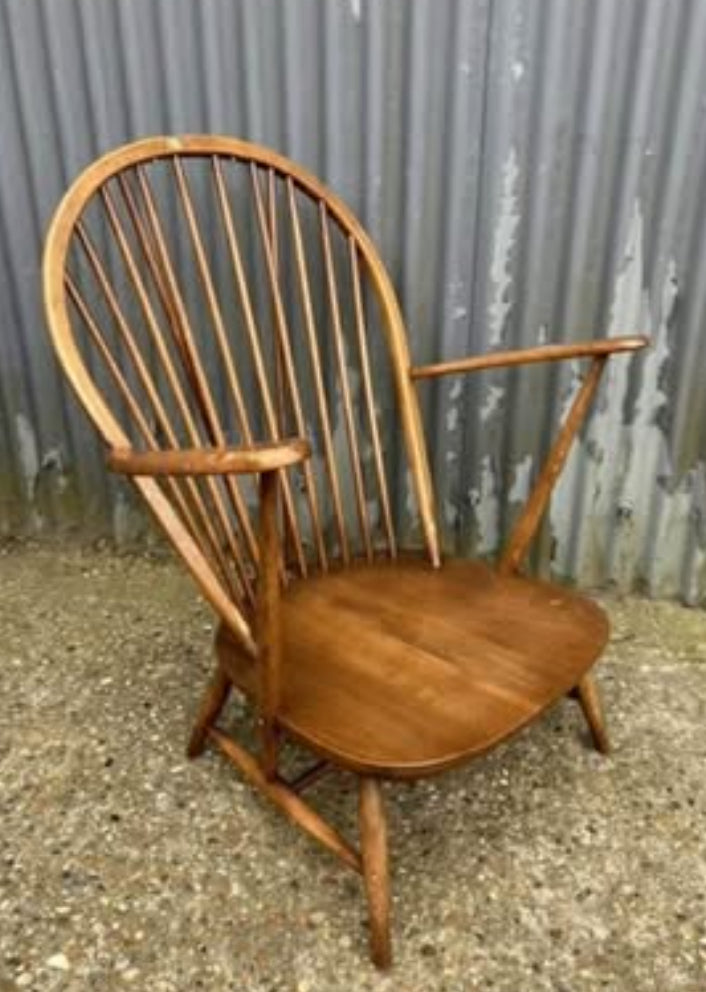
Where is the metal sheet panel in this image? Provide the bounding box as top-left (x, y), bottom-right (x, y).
top-left (1, 0), bottom-right (704, 601)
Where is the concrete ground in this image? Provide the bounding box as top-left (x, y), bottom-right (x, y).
top-left (0, 542), bottom-right (704, 992)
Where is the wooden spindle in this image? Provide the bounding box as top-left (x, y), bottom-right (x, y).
top-left (82, 200), bottom-right (254, 602)
top-left (267, 166), bottom-right (299, 570)
top-left (172, 159), bottom-right (253, 443)
top-left (250, 163), bottom-right (327, 570)
top-left (132, 168), bottom-right (260, 578)
top-left (268, 167), bottom-right (288, 434)
top-left (320, 203), bottom-right (373, 560)
top-left (349, 237), bottom-right (397, 558)
top-left (211, 157), bottom-right (306, 578)
top-left (116, 173), bottom-right (201, 408)
top-left (66, 264), bottom-right (243, 599)
top-left (66, 274), bottom-right (203, 543)
top-left (287, 178), bottom-right (347, 563)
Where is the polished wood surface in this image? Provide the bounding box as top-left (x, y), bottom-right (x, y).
top-left (208, 727), bottom-right (361, 873)
top-left (107, 438), bottom-right (311, 477)
top-left (576, 674), bottom-right (610, 754)
top-left (498, 356), bottom-right (607, 575)
top-left (43, 134), bottom-right (442, 656)
top-left (187, 663), bottom-right (231, 759)
top-left (359, 778), bottom-right (391, 969)
top-left (216, 557), bottom-right (609, 777)
top-left (257, 469), bottom-right (283, 779)
top-left (410, 335), bottom-right (649, 380)
top-left (44, 135), bottom-right (638, 968)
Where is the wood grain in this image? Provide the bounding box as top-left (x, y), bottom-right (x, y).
top-left (576, 674), bottom-right (610, 754)
top-left (257, 469), bottom-right (282, 779)
top-left (359, 778), bottom-right (391, 969)
top-left (187, 664), bottom-right (232, 758)
top-left (498, 356), bottom-right (607, 575)
top-left (107, 439), bottom-right (311, 477)
top-left (216, 557), bottom-right (609, 778)
top-left (43, 135), bottom-right (640, 970)
top-left (208, 727), bottom-right (361, 873)
top-left (410, 335), bottom-right (649, 380)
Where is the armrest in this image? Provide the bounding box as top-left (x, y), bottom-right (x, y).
top-left (410, 335), bottom-right (649, 380)
top-left (107, 437), bottom-right (311, 476)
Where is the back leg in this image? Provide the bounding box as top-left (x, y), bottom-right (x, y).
top-left (187, 663), bottom-right (232, 758)
top-left (575, 673), bottom-right (610, 754)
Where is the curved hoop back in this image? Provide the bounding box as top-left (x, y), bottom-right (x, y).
top-left (43, 136), bottom-right (438, 647)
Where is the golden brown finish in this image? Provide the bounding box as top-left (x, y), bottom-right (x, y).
top-left (410, 335), bottom-right (649, 380)
top-left (349, 236), bottom-right (397, 558)
top-left (43, 135), bottom-right (645, 969)
top-left (320, 203), bottom-right (372, 560)
top-left (499, 356), bottom-right (607, 575)
top-left (216, 558), bottom-right (610, 778)
top-left (359, 778), bottom-right (391, 969)
top-left (576, 674), bottom-right (610, 754)
top-left (72, 222), bottom-right (252, 601)
top-left (288, 179), bottom-right (348, 561)
top-left (250, 161), bottom-right (325, 572)
top-left (208, 728), bottom-right (361, 873)
top-left (107, 439), bottom-right (311, 477)
top-left (257, 469), bottom-right (282, 779)
top-left (211, 157), bottom-right (303, 576)
top-left (187, 664), bottom-right (232, 759)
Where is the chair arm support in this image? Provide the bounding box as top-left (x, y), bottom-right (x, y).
top-left (108, 438), bottom-right (296, 778)
top-left (107, 437), bottom-right (311, 476)
top-left (256, 467), bottom-right (282, 780)
top-left (410, 335), bottom-right (649, 381)
top-left (498, 355), bottom-right (607, 575)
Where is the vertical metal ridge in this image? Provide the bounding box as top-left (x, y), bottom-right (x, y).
top-left (1, 0), bottom-right (705, 600)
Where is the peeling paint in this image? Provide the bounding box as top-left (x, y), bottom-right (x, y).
top-left (487, 146), bottom-right (521, 347)
top-left (443, 497), bottom-right (458, 529)
top-left (446, 405), bottom-right (460, 432)
top-left (15, 413), bottom-right (39, 502)
top-left (404, 468), bottom-right (417, 527)
top-left (551, 203), bottom-right (649, 580)
top-left (480, 384), bottom-right (505, 424)
top-left (509, 454), bottom-right (533, 504)
top-left (469, 455), bottom-right (499, 555)
top-left (549, 203), bottom-right (684, 593)
top-left (3, 4), bottom-right (706, 604)
top-left (449, 380), bottom-right (463, 402)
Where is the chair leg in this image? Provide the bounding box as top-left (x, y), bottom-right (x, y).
top-left (187, 663), bottom-right (232, 758)
top-left (575, 674), bottom-right (610, 754)
top-left (358, 777), bottom-right (392, 969)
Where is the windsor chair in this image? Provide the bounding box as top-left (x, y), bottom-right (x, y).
top-left (43, 135), bottom-right (648, 968)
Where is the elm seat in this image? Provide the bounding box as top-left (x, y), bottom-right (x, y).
top-left (216, 557), bottom-right (609, 777)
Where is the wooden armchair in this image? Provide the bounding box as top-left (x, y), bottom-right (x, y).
top-left (43, 136), bottom-right (648, 968)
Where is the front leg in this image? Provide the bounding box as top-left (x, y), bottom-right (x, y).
top-left (187, 662), bottom-right (232, 758)
top-left (359, 777), bottom-right (392, 969)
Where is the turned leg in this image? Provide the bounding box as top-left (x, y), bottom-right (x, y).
top-left (358, 777), bottom-right (391, 969)
top-left (187, 663), bottom-right (232, 758)
top-left (576, 673), bottom-right (610, 754)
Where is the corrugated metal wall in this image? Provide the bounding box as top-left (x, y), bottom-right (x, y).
top-left (1, 0), bottom-right (705, 602)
